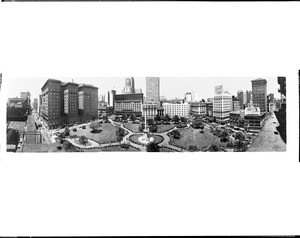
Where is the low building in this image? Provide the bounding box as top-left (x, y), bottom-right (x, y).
top-left (98, 106), bottom-right (114, 117)
top-left (190, 102), bottom-right (206, 116)
top-left (162, 102), bottom-right (190, 118)
top-left (114, 93), bottom-right (144, 116)
top-left (157, 107), bottom-right (164, 117)
top-left (142, 103), bottom-right (158, 119)
top-left (244, 106), bottom-right (267, 131)
top-left (229, 110), bottom-right (245, 126)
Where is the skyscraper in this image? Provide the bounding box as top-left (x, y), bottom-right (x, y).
top-left (184, 92), bottom-right (195, 103)
top-left (78, 84), bottom-right (99, 122)
top-left (252, 78), bottom-right (267, 112)
top-left (122, 77), bottom-right (135, 94)
top-left (33, 98), bottom-right (38, 112)
top-left (146, 77), bottom-right (160, 105)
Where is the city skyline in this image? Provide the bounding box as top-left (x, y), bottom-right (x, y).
top-left (7, 77), bottom-right (280, 104)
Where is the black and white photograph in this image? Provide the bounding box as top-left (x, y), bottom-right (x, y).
top-left (0, 1), bottom-right (299, 237)
top-left (6, 76), bottom-right (287, 153)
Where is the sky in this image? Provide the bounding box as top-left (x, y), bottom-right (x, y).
top-left (7, 77), bottom-right (280, 103)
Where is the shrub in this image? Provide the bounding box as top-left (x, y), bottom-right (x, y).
top-left (189, 145), bottom-right (198, 151)
top-left (173, 130), bottom-right (181, 139)
top-left (73, 128), bottom-right (77, 132)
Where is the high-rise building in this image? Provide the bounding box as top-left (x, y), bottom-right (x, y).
top-left (232, 96), bottom-right (240, 111)
top-left (41, 79), bottom-right (62, 129)
top-left (213, 91), bottom-right (232, 123)
top-left (78, 84), bottom-right (99, 122)
top-left (162, 102), bottom-right (190, 118)
top-left (252, 78), bottom-right (267, 112)
top-left (41, 79), bottom-right (98, 129)
top-left (105, 90), bottom-right (116, 108)
top-left (237, 90), bottom-right (244, 109)
top-left (114, 93), bottom-right (144, 116)
top-left (61, 82), bottom-right (79, 125)
top-left (184, 92), bottom-right (195, 103)
top-left (146, 77), bottom-right (160, 105)
top-left (246, 90), bottom-right (252, 105)
top-left (122, 77), bottom-right (135, 94)
top-left (33, 98), bottom-right (38, 112)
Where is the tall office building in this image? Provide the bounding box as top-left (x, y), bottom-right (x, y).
top-left (232, 96), bottom-right (240, 111)
top-left (41, 79), bottom-right (62, 129)
top-left (33, 98), bottom-right (38, 111)
top-left (41, 79), bottom-right (98, 129)
top-left (246, 90), bottom-right (252, 105)
top-left (213, 88), bottom-right (232, 123)
top-left (122, 77), bottom-right (135, 94)
top-left (20, 91), bottom-right (31, 110)
top-left (252, 78), bottom-right (267, 112)
top-left (61, 82), bottom-right (79, 125)
top-left (78, 84), bottom-right (99, 122)
top-left (106, 90), bottom-right (116, 108)
top-left (184, 92), bottom-right (195, 103)
top-left (146, 77), bottom-right (160, 105)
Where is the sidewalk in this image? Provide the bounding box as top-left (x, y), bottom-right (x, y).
top-left (247, 113), bottom-right (286, 152)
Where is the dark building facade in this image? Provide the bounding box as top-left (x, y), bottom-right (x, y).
top-left (252, 78), bottom-right (267, 112)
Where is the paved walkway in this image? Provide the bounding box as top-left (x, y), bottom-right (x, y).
top-left (247, 113), bottom-right (286, 152)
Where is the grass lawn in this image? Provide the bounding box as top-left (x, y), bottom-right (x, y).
top-left (21, 142), bottom-right (64, 152)
top-left (159, 147), bottom-right (175, 152)
top-left (129, 134), bottom-right (164, 144)
top-left (157, 124), bottom-right (175, 133)
top-left (101, 145), bottom-right (140, 152)
top-left (170, 127), bottom-right (226, 150)
top-left (123, 123), bottom-right (175, 133)
top-left (123, 123), bottom-right (140, 133)
top-left (70, 123), bottom-right (118, 144)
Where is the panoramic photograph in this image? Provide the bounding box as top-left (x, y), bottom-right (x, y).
top-left (6, 76), bottom-right (286, 153)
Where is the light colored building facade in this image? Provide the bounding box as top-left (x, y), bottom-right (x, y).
top-left (122, 77), bottom-right (135, 94)
top-left (114, 93), bottom-right (144, 116)
top-left (190, 102), bottom-right (206, 116)
top-left (146, 77), bottom-right (160, 105)
top-left (184, 92), bottom-right (195, 103)
top-left (213, 91), bottom-right (232, 123)
top-left (162, 102), bottom-right (190, 118)
top-left (142, 103), bottom-right (158, 119)
top-left (252, 78), bottom-right (267, 112)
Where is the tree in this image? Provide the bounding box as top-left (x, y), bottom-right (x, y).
top-left (163, 114), bottom-right (171, 123)
top-left (154, 114), bottom-right (161, 122)
top-left (147, 118), bottom-right (154, 126)
top-left (146, 141), bottom-right (160, 152)
top-left (173, 130), bottom-right (181, 139)
top-left (173, 115), bottom-right (180, 124)
top-left (58, 132), bottom-right (66, 143)
top-left (78, 135), bottom-right (89, 146)
top-left (234, 140), bottom-right (247, 152)
top-left (189, 145), bottom-right (198, 151)
top-left (130, 114), bottom-right (137, 122)
top-left (64, 126), bottom-right (70, 136)
top-left (180, 117), bottom-right (187, 124)
top-left (89, 121), bottom-right (101, 133)
top-left (121, 143), bottom-right (130, 151)
top-left (235, 132), bottom-right (245, 141)
top-left (209, 144), bottom-right (220, 152)
top-left (116, 127), bottom-right (125, 143)
top-left (192, 118), bottom-right (203, 129)
top-left (139, 124), bottom-right (145, 132)
top-left (149, 124), bottom-right (158, 133)
top-left (226, 142), bottom-right (234, 148)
